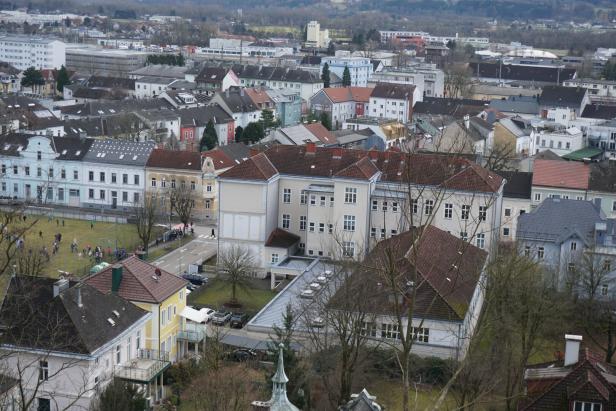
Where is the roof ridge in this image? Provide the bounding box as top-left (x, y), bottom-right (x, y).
top-left (118, 256), bottom-right (158, 302)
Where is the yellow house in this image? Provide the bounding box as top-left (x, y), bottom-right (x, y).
top-left (84, 255), bottom-right (191, 362)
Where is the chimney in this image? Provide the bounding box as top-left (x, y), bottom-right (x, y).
top-left (564, 334), bottom-right (582, 366)
top-left (332, 147), bottom-right (342, 159)
top-left (53, 278), bottom-right (69, 298)
top-left (306, 142), bottom-right (316, 154)
top-left (76, 285), bottom-right (82, 308)
top-left (111, 264), bottom-right (123, 293)
top-left (463, 114), bottom-right (470, 130)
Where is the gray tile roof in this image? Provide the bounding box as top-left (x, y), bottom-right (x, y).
top-left (517, 198), bottom-right (606, 244)
top-left (490, 96), bottom-right (539, 115)
top-left (83, 139), bottom-right (155, 166)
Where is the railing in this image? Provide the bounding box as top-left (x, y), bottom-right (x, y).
top-left (114, 349), bottom-right (170, 383)
top-left (177, 323), bottom-right (206, 342)
top-left (138, 348), bottom-right (169, 362)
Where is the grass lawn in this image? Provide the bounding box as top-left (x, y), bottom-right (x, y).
top-left (369, 379), bottom-right (457, 411)
top-left (187, 278), bottom-right (276, 315)
top-left (15, 216), bottom-right (152, 278)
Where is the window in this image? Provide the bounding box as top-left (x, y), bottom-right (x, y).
top-left (370, 227), bottom-right (376, 238)
top-left (503, 227), bottom-right (510, 236)
top-left (134, 193), bottom-right (139, 203)
top-left (134, 175), bottom-right (140, 185)
top-left (372, 200), bottom-right (378, 211)
top-left (136, 331), bottom-right (141, 350)
top-left (444, 203), bottom-right (453, 219)
top-left (116, 345), bottom-right (121, 364)
top-left (534, 193), bottom-right (541, 202)
top-left (161, 179), bottom-right (166, 188)
top-left (476, 233), bottom-right (485, 249)
top-left (37, 167), bottom-right (41, 177)
top-left (310, 195), bottom-right (316, 205)
top-left (344, 187), bottom-right (357, 204)
top-left (479, 206), bottom-right (487, 221)
top-left (461, 205), bottom-right (470, 220)
top-left (361, 321), bottom-right (377, 337)
top-left (330, 196), bottom-right (334, 207)
top-left (576, 196), bottom-right (583, 201)
top-left (573, 401), bottom-right (602, 411)
top-left (342, 241), bottom-right (355, 257)
top-left (424, 200), bottom-right (434, 216)
top-left (524, 246), bottom-right (531, 256)
top-left (111, 173), bottom-right (116, 183)
top-left (300, 216), bottom-right (306, 231)
top-left (537, 247), bottom-right (544, 259)
top-left (392, 202), bottom-right (398, 212)
top-left (151, 178), bottom-right (156, 187)
top-left (123, 173), bottom-right (128, 184)
top-left (309, 222), bottom-right (315, 232)
top-left (604, 260), bottom-right (612, 272)
top-left (37, 151), bottom-right (41, 160)
top-left (505, 208), bottom-right (511, 217)
top-left (382, 201), bottom-right (388, 212)
top-left (206, 184), bottom-right (212, 192)
top-left (38, 360), bottom-right (49, 381)
top-left (319, 223), bottom-right (325, 233)
top-left (381, 323), bottom-right (400, 340)
top-left (320, 196), bottom-right (326, 206)
top-left (411, 199), bottom-right (418, 214)
top-left (271, 253), bottom-right (279, 264)
top-left (602, 284), bottom-right (609, 296)
top-left (88, 189), bottom-right (94, 199)
top-left (568, 262), bottom-right (576, 272)
top-left (73, 170), bottom-right (78, 180)
top-left (343, 215), bottom-right (356, 231)
top-left (380, 228), bottom-right (386, 239)
top-left (299, 243), bottom-right (305, 250)
top-left (328, 224), bottom-right (333, 234)
top-left (411, 327), bottom-right (429, 343)
top-left (282, 214), bottom-right (290, 229)
top-left (122, 191), bottom-right (128, 202)
top-left (37, 398), bottom-right (51, 411)
top-left (283, 188), bottom-right (291, 203)
top-left (99, 190), bottom-right (105, 200)
top-left (88, 171), bottom-right (93, 181)
top-left (571, 242), bottom-right (577, 251)
top-left (13, 165), bottom-right (17, 175)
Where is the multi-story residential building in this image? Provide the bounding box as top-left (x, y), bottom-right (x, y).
top-left (321, 56), bottom-right (372, 87)
top-left (370, 64), bottom-right (445, 98)
top-left (85, 256), bottom-right (192, 363)
top-left (306, 20), bottom-right (330, 48)
top-left (309, 87), bottom-right (373, 129)
top-left (588, 162), bottom-right (616, 220)
top-left (135, 76), bottom-right (176, 99)
top-left (265, 88), bottom-right (302, 127)
top-left (0, 133), bottom-right (92, 206)
top-left (587, 119), bottom-right (616, 159)
top-left (0, 35), bottom-right (65, 70)
top-left (517, 198), bottom-right (616, 290)
top-left (530, 159), bottom-right (590, 207)
top-left (194, 67), bottom-right (240, 92)
top-left (231, 64), bottom-right (323, 105)
top-left (369, 83), bottom-right (417, 124)
top-left (202, 143), bottom-right (251, 222)
top-left (217, 144), bottom-right (504, 276)
top-left (497, 171), bottom-right (532, 242)
top-left (81, 140), bottom-right (154, 211)
top-left (145, 149), bottom-right (207, 220)
top-left (209, 87), bottom-right (262, 130)
top-left (65, 45), bottom-right (148, 77)
top-left (177, 104), bottom-right (236, 150)
top-left (529, 125), bottom-right (584, 156)
top-left (563, 78), bottom-right (616, 100)
top-left (0, 276), bottom-right (156, 410)
top-left (538, 86), bottom-right (589, 118)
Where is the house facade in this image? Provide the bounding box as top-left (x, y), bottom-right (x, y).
top-left (369, 82), bottom-right (418, 124)
top-left (320, 56), bottom-right (372, 87)
top-left (309, 87), bottom-right (372, 129)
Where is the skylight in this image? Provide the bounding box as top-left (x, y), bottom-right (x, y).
top-left (107, 318), bottom-right (116, 326)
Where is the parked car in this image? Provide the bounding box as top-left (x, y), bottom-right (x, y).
top-left (199, 308), bottom-right (216, 323)
top-left (229, 312), bottom-right (249, 329)
top-left (211, 311), bottom-right (232, 325)
top-left (230, 349), bottom-right (257, 362)
top-left (182, 273), bottom-right (208, 286)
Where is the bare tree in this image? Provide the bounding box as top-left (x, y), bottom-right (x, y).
top-left (133, 193), bottom-right (159, 252)
top-left (217, 245), bottom-right (255, 305)
top-left (444, 64), bottom-right (473, 99)
top-left (170, 184), bottom-right (195, 227)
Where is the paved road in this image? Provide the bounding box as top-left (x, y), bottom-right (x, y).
top-left (152, 227), bottom-right (217, 275)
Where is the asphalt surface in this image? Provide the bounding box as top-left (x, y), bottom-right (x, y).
top-left (152, 226), bottom-right (217, 275)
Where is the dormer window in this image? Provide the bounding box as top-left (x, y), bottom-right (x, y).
top-left (573, 402), bottom-right (601, 411)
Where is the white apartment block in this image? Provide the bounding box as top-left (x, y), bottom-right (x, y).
top-left (370, 64), bottom-right (445, 98)
top-left (530, 126), bottom-right (584, 156)
top-left (321, 56), bottom-right (372, 87)
top-left (0, 35), bottom-right (65, 70)
top-left (306, 21), bottom-right (330, 48)
top-left (563, 78), bottom-right (616, 100)
top-left (217, 144), bottom-right (504, 277)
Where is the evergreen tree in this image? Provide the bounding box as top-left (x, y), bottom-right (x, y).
top-left (20, 66), bottom-right (44, 93)
top-left (342, 66), bottom-right (352, 87)
top-left (177, 53), bottom-right (185, 67)
top-left (321, 62), bottom-right (331, 88)
top-left (56, 65), bottom-right (70, 93)
top-left (95, 378), bottom-right (146, 411)
top-left (234, 125), bottom-right (244, 143)
top-left (603, 62), bottom-right (616, 81)
top-left (267, 305), bottom-right (309, 409)
top-left (260, 109), bottom-right (277, 130)
top-left (200, 119), bottom-right (218, 151)
top-left (243, 122), bottom-right (265, 143)
top-left (320, 112), bottom-right (332, 130)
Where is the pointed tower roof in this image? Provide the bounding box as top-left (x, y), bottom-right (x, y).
top-left (272, 343), bottom-right (289, 384)
top-left (252, 343), bottom-right (299, 411)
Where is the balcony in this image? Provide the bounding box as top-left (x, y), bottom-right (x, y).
top-left (177, 322), bottom-right (207, 343)
top-left (115, 349), bottom-right (170, 383)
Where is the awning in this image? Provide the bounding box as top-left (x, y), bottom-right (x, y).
top-left (180, 306), bottom-right (207, 323)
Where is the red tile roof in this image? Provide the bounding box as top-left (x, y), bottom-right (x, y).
top-left (244, 87), bottom-right (274, 107)
top-left (146, 149), bottom-right (202, 170)
top-left (203, 148), bottom-right (236, 170)
top-left (304, 123), bottom-right (336, 145)
top-left (219, 152), bottom-right (277, 180)
top-left (334, 156), bottom-right (380, 180)
top-left (532, 159), bottom-right (590, 190)
top-left (219, 145), bottom-right (504, 192)
top-left (85, 256), bottom-right (188, 304)
top-left (322, 87), bottom-right (374, 103)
